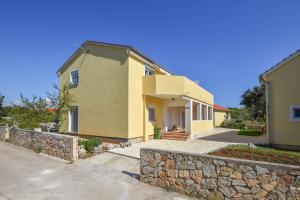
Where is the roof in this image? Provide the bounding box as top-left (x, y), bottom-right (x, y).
top-left (214, 104), bottom-right (230, 112)
top-left (56, 40), bottom-right (173, 76)
top-left (260, 49), bottom-right (300, 79)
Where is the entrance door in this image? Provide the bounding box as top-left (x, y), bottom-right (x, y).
top-left (69, 107), bottom-right (78, 133)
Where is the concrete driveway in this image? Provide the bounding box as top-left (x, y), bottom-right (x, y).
top-left (0, 142), bottom-right (193, 200)
top-left (109, 128), bottom-right (267, 159)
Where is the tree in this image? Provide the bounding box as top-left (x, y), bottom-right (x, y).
top-left (228, 107), bottom-right (252, 122)
top-left (0, 93), bottom-right (4, 117)
top-left (47, 83), bottom-right (74, 128)
top-left (240, 84), bottom-right (266, 121)
top-left (10, 83), bottom-right (74, 129)
top-left (10, 94), bottom-right (51, 129)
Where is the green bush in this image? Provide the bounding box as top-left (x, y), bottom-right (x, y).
top-left (33, 146), bottom-right (42, 153)
top-left (79, 138), bottom-right (102, 153)
top-left (221, 119), bottom-right (265, 132)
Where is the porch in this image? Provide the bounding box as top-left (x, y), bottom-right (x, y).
top-left (144, 95), bottom-right (214, 141)
top-left (143, 74), bottom-right (214, 141)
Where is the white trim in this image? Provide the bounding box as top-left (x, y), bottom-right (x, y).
top-left (70, 69), bottom-right (79, 86)
top-left (69, 106), bottom-right (79, 133)
top-left (289, 105), bottom-right (300, 122)
top-left (261, 50), bottom-right (300, 78)
top-left (68, 110), bottom-right (71, 132)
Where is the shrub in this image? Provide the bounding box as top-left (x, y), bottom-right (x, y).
top-left (221, 119), bottom-right (265, 132)
top-left (33, 146), bottom-right (42, 153)
top-left (79, 138), bottom-right (102, 153)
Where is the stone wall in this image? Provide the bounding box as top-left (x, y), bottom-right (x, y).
top-left (140, 148), bottom-right (300, 200)
top-left (0, 126), bottom-right (5, 141)
top-left (0, 126), bottom-right (78, 161)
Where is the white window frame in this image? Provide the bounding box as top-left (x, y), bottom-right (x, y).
top-left (68, 106), bottom-right (79, 133)
top-left (289, 105), bottom-right (300, 122)
top-left (148, 106), bottom-right (156, 122)
top-left (144, 64), bottom-right (155, 76)
top-left (201, 104), bottom-right (208, 120)
top-left (208, 106), bottom-right (213, 120)
top-left (70, 70), bottom-right (79, 86)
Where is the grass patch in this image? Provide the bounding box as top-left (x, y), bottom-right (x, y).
top-left (209, 145), bottom-right (300, 165)
top-left (238, 130), bottom-right (263, 136)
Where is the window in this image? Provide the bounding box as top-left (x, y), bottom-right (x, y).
top-left (192, 102), bottom-right (200, 120)
top-left (69, 106), bottom-right (79, 133)
top-left (70, 70), bottom-right (79, 85)
top-left (145, 65), bottom-right (154, 76)
top-left (290, 105), bottom-right (300, 121)
top-left (148, 107), bottom-right (156, 122)
top-left (208, 106), bottom-right (212, 120)
top-left (201, 104), bottom-right (207, 120)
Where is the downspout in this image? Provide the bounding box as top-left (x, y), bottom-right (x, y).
top-left (142, 95), bottom-right (148, 142)
top-left (262, 77), bottom-right (271, 145)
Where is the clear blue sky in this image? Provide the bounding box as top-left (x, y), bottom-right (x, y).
top-left (1, 0), bottom-right (300, 107)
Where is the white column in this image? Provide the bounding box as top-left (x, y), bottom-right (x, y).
top-left (206, 105), bottom-right (209, 121)
top-left (185, 100), bottom-right (192, 133)
top-left (196, 103), bottom-right (201, 120)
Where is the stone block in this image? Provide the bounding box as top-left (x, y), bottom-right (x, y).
top-left (220, 166), bottom-right (234, 177)
top-left (178, 170), bottom-right (189, 179)
top-left (165, 159), bottom-right (175, 169)
top-left (190, 170), bottom-right (203, 184)
top-left (203, 163), bottom-right (217, 178)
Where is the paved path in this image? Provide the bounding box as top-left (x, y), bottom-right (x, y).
top-left (0, 142), bottom-right (193, 200)
top-left (109, 128), bottom-right (267, 159)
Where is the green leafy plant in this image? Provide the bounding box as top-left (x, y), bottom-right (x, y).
top-left (79, 138), bottom-right (102, 153)
top-left (33, 146), bottom-right (42, 153)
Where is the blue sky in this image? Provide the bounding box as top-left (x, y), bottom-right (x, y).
top-left (1, 0), bottom-right (300, 107)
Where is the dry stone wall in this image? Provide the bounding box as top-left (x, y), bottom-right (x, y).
top-left (140, 148), bottom-right (300, 200)
top-left (0, 126), bottom-right (78, 161)
top-left (0, 126), bottom-right (5, 141)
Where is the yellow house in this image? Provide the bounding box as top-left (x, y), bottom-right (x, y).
top-left (213, 104), bottom-right (230, 127)
top-left (261, 49), bottom-right (300, 149)
top-left (57, 40), bottom-right (214, 142)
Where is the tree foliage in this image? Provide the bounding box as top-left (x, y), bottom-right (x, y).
top-left (47, 83), bottom-right (74, 128)
top-left (240, 84), bottom-right (266, 121)
top-left (10, 83), bottom-right (73, 129)
top-left (0, 93), bottom-right (4, 117)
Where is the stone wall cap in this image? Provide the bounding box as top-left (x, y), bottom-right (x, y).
top-left (141, 147), bottom-right (300, 170)
top-left (17, 128), bottom-right (77, 139)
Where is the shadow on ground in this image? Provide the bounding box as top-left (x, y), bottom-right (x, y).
top-left (197, 130), bottom-right (267, 144)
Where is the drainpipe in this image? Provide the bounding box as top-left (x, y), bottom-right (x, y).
top-left (261, 77), bottom-right (270, 145)
top-left (142, 95), bottom-right (148, 142)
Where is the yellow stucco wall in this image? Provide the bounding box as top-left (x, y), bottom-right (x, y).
top-left (59, 43), bottom-right (129, 138)
top-left (214, 111), bottom-right (227, 127)
top-left (144, 96), bottom-right (163, 137)
top-left (127, 56), bottom-right (144, 138)
top-left (191, 120), bottom-right (213, 136)
top-left (59, 42), bottom-right (214, 140)
top-left (143, 75), bottom-right (214, 105)
top-left (264, 54), bottom-right (300, 146)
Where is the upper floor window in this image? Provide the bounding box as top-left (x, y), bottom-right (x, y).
top-left (145, 65), bottom-right (154, 76)
top-left (70, 70), bottom-right (79, 86)
top-left (290, 105), bottom-right (300, 121)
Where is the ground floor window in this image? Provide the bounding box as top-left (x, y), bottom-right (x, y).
top-left (148, 107), bottom-right (156, 122)
top-left (69, 106), bottom-right (79, 132)
top-left (202, 104), bottom-right (207, 120)
top-left (208, 106), bottom-right (212, 120)
top-left (290, 105), bottom-right (300, 121)
top-left (192, 102), bottom-right (200, 120)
